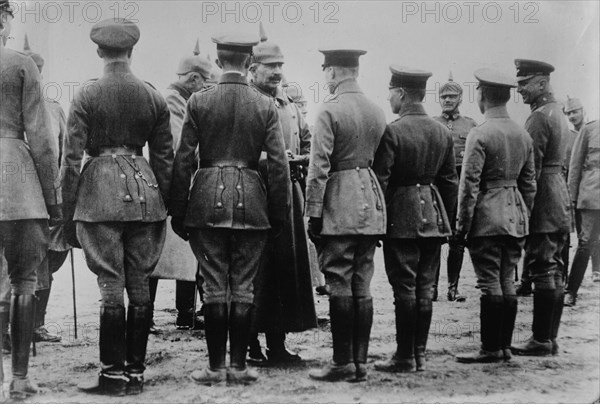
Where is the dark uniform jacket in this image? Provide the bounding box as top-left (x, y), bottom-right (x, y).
top-left (170, 72), bottom-right (290, 229)
top-left (305, 78), bottom-right (387, 235)
top-left (433, 112), bottom-right (477, 167)
top-left (456, 106), bottom-right (537, 238)
top-left (61, 61), bottom-right (174, 223)
top-left (0, 44), bottom-right (61, 220)
top-left (373, 103), bottom-right (458, 239)
top-left (524, 94), bottom-right (572, 233)
top-left (569, 120), bottom-right (600, 210)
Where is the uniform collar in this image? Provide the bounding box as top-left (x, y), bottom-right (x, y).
top-left (530, 93), bottom-right (555, 111)
top-left (442, 111), bottom-right (460, 121)
top-left (399, 103), bottom-right (427, 118)
top-left (168, 81), bottom-right (193, 101)
top-left (334, 78), bottom-right (362, 95)
top-left (484, 105), bottom-right (509, 119)
top-left (250, 83), bottom-right (289, 106)
top-left (104, 61), bottom-right (131, 74)
top-left (219, 72), bottom-right (249, 85)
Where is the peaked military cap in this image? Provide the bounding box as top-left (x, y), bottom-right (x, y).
top-left (389, 65), bottom-right (432, 89)
top-left (514, 59), bottom-right (555, 82)
top-left (176, 40), bottom-right (213, 78)
top-left (0, 0), bottom-right (13, 16)
top-left (23, 34), bottom-right (44, 70)
top-left (90, 18), bottom-right (140, 50)
top-left (563, 96), bottom-right (583, 113)
top-left (319, 48), bottom-right (366, 69)
top-left (440, 71), bottom-right (462, 95)
top-left (212, 32), bottom-right (259, 54)
top-left (473, 68), bottom-right (516, 88)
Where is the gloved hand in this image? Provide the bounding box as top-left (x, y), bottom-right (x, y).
top-left (64, 220), bottom-right (81, 249)
top-left (47, 204), bottom-right (64, 227)
top-left (171, 216), bottom-right (189, 241)
top-left (307, 217), bottom-right (323, 245)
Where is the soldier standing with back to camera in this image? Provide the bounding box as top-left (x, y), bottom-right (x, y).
top-left (247, 25), bottom-right (317, 365)
top-left (306, 48), bottom-right (387, 382)
top-left (510, 59), bottom-right (572, 357)
top-left (372, 66), bottom-right (457, 373)
top-left (0, 1), bottom-right (63, 399)
top-left (169, 33), bottom-right (290, 385)
top-left (454, 68), bottom-right (536, 364)
top-left (62, 19), bottom-right (174, 396)
top-left (432, 73), bottom-right (477, 302)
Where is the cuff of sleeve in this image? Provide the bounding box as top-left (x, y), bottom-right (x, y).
top-left (305, 201), bottom-right (323, 218)
top-left (42, 187), bottom-right (62, 206)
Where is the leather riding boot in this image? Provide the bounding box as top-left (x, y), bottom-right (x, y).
top-left (516, 264), bottom-right (532, 296)
top-left (125, 304), bottom-right (151, 394)
top-left (309, 296), bottom-right (355, 381)
top-left (9, 295), bottom-right (38, 400)
top-left (501, 295), bottom-right (518, 361)
top-left (432, 261), bottom-right (440, 302)
top-left (565, 246), bottom-right (591, 300)
top-left (375, 298), bottom-right (416, 373)
top-left (33, 286), bottom-right (61, 343)
top-left (353, 297), bottom-right (373, 381)
top-left (266, 331), bottom-right (301, 364)
top-left (1, 311), bottom-right (9, 354)
top-left (456, 295), bottom-right (503, 363)
top-left (447, 244), bottom-right (466, 302)
top-left (78, 305), bottom-right (127, 396)
top-left (414, 298), bottom-right (433, 371)
top-left (228, 302), bottom-right (258, 384)
top-left (191, 303), bottom-right (228, 385)
top-left (550, 288), bottom-right (564, 356)
top-left (511, 290), bottom-right (554, 356)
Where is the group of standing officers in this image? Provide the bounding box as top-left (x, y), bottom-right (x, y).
top-left (1, 4), bottom-right (599, 400)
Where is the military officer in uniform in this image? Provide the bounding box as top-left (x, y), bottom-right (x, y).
top-left (432, 73), bottom-right (477, 302)
top-left (565, 120), bottom-right (600, 306)
top-left (1, 1), bottom-right (63, 399)
top-left (149, 41), bottom-right (214, 331)
top-left (21, 35), bottom-right (71, 344)
top-left (62, 19), bottom-right (174, 395)
top-left (511, 59), bottom-right (572, 357)
top-left (454, 68), bottom-right (536, 363)
top-left (372, 66), bottom-right (458, 373)
top-left (306, 49), bottom-right (387, 382)
top-left (169, 33), bottom-right (290, 385)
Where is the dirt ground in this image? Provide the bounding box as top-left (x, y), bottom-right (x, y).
top-left (2, 242), bottom-right (599, 404)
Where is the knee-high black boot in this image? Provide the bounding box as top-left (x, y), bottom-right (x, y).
top-left (414, 298), bottom-right (433, 371)
top-left (78, 304), bottom-right (127, 396)
top-left (191, 303), bottom-right (228, 385)
top-left (456, 295), bottom-right (504, 363)
top-left (550, 288), bottom-right (564, 356)
top-left (34, 284), bottom-right (61, 342)
top-left (1, 310), bottom-right (9, 354)
top-left (353, 297), bottom-right (373, 381)
top-left (9, 295), bottom-right (38, 400)
top-left (309, 296), bottom-right (355, 381)
top-left (501, 295), bottom-right (518, 361)
top-left (447, 240), bottom-right (466, 302)
top-left (565, 245), bottom-right (592, 306)
top-left (375, 298), bottom-right (416, 373)
top-left (125, 304), bottom-right (152, 394)
top-left (228, 302), bottom-right (258, 384)
top-left (511, 290), bottom-right (554, 356)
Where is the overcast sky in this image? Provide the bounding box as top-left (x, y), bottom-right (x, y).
top-left (9, 0), bottom-right (600, 126)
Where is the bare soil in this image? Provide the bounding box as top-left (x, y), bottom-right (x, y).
top-left (3, 243), bottom-right (599, 404)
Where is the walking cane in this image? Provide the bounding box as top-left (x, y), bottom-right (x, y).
top-left (70, 249), bottom-right (78, 339)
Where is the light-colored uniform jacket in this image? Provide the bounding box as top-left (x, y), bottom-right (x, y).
top-left (305, 78), bottom-right (387, 235)
top-left (457, 106), bottom-right (537, 238)
top-left (569, 120), bottom-right (600, 210)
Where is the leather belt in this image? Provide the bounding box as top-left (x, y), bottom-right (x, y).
top-left (390, 177), bottom-right (435, 187)
top-left (0, 129), bottom-right (24, 140)
top-left (87, 146), bottom-right (143, 157)
top-left (481, 179), bottom-right (517, 191)
top-left (200, 159), bottom-right (258, 170)
top-left (330, 159), bottom-right (371, 173)
top-left (541, 165), bottom-right (562, 174)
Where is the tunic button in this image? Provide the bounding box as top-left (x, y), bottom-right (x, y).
top-left (356, 167), bottom-right (360, 171)
top-left (124, 195), bottom-right (132, 201)
top-left (237, 203), bottom-right (243, 208)
top-left (219, 185), bottom-right (224, 189)
top-left (216, 202), bottom-right (223, 208)
top-left (236, 185), bottom-right (242, 190)
top-left (420, 200), bottom-right (425, 205)
top-left (361, 185), bottom-right (365, 190)
top-left (131, 155), bottom-right (136, 159)
top-left (120, 174), bottom-right (126, 179)
top-left (139, 197), bottom-right (145, 202)
top-left (112, 154), bottom-right (117, 159)
top-left (433, 201), bottom-right (437, 205)
top-left (422, 218), bottom-right (428, 223)
top-left (416, 184), bottom-right (421, 188)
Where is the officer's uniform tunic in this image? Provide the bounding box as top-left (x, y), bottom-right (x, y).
top-left (251, 85), bottom-right (317, 332)
top-left (305, 78), bottom-right (387, 297)
top-left (170, 72), bottom-right (290, 305)
top-left (523, 94), bottom-right (572, 290)
top-left (457, 106), bottom-right (537, 295)
top-left (62, 61), bottom-right (174, 306)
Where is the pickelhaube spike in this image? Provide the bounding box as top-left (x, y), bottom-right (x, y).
top-left (24, 33), bottom-right (31, 52)
top-left (193, 38), bottom-right (200, 56)
top-left (259, 22), bottom-right (268, 43)
top-left (448, 70), bottom-right (454, 82)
